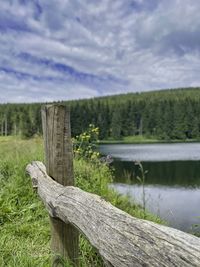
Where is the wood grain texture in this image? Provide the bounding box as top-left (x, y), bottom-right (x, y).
top-left (27, 161), bottom-right (200, 267)
top-left (41, 105), bottom-right (74, 186)
top-left (41, 105), bottom-right (79, 266)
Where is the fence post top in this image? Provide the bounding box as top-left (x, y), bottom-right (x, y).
top-left (41, 104), bottom-right (70, 111)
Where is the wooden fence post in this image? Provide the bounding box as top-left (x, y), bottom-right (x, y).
top-left (41, 104), bottom-right (79, 266)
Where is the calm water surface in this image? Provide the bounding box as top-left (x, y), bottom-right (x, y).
top-left (99, 143), bottom-right (200, 233)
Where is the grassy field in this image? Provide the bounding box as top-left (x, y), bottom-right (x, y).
top-left (0, 136), bottom-right (163, 267)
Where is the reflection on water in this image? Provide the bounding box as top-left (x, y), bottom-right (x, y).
top-left (112, 183), bottom-right (200, 233)
top-left (99, 144), bottom-right (200, 233)
top-left (99, 143), bottom-right (200, 161)
top-left (112, 160), bottom-right (200, 187)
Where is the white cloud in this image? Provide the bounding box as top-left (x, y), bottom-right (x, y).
top-left (0, 0), bottom-right (200, 103)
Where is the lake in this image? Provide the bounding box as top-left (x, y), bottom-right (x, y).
top-left (99, 143), bottom-right (200, 234)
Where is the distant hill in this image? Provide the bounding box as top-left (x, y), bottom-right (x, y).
top-left (0, 87), bottom-right (200, 140)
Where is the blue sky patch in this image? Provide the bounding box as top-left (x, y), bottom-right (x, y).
top-left (0, 0), bottom-right (200, 103)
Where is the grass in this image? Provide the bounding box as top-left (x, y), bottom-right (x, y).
top-left (100, 135), bottom-right (200, 144)
top-left (0, 136), bottom-right (163, 267)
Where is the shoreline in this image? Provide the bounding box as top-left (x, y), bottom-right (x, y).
top-left (99, 137), bottom-right (200, 145)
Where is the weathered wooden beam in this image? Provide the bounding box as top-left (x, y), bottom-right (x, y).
top-left (27, 161), bottom-right (200, 267)
top-left (41, 104), bottom-right (79, 266)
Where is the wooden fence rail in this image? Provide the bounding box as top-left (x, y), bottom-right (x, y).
top-left (26, 104), bottom-right (200, 266)
top-left (27, 161), bottom-right (200, 267)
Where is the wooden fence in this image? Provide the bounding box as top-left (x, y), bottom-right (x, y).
top-left (26, 104), bottom-right (200, 267)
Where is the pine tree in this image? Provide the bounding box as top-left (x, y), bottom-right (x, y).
top-left (111, 109), bottom-right (122, 139)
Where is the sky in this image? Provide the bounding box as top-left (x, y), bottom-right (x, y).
top-left (0, 0), bottom-right (200, 103)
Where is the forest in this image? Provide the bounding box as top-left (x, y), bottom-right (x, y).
top-left (1, 87), bottom-right (200, 140)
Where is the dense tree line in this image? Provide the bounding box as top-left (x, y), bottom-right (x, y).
top-left (1, 87), bottom-right (200, 140)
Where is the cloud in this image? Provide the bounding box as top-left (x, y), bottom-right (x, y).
top-left (0, 0), bottom-right (200, 103)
